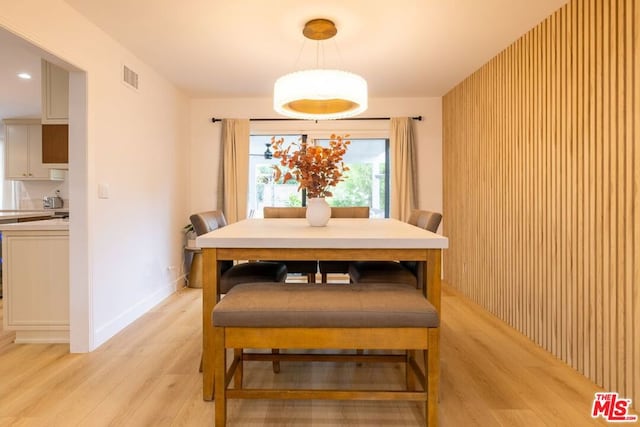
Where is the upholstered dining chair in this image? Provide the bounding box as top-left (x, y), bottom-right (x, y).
top-left (348, 210), bottom-right (442, 287)
top-left (189, 210), bottom-right (288, 294)
top-left (263, 206), bottom-right (319, 283)
top-left (318, 206), bottom-right (370, 282)
top-left (263, 206), bottom-right (307, 218)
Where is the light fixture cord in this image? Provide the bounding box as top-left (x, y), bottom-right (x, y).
top-left (331, 38), bottom-right (345, 69)
top-left (315, 40), bottom-right (321, 68)
top-left (292, 38), bottom-right (308, 70)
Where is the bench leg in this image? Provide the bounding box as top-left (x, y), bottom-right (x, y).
top-left (215, 328), bottom-right (227, 426)
top-left (272, 349), bottom-right (281, 373)
top-left (427, 328), bottom-right (439, 427)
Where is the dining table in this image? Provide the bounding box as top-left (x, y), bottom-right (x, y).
top-left (196, 217), bottom-right (449, 400)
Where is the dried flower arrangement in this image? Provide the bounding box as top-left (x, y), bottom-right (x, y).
top-left (271, 134), bottom-right (350, 198)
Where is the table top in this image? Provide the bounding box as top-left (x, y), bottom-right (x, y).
top-left (196, 218), bottom-right (448, 249)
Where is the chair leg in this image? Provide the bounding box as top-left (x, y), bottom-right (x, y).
top-left (234, 349), bottom-right (243, 389)
top-left (406, 350), bottom-right (417, 390)
top-left (321, 273), bottom-right (328, 283)
top-left (272, 348), bottom-right (281, 373)
top-left (355, 349), bottom-right (364, 366)
top-left (308, 273), bottom-right (316, 283)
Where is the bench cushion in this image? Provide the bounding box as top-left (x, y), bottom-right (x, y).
top-left (212, 283), bottom-right (439, 328)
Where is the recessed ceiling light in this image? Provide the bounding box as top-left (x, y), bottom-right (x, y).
top-left (17, 72), bottom-right (32, 80)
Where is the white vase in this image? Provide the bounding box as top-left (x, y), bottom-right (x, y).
top-left (306, 197), bottom-right (331, 227)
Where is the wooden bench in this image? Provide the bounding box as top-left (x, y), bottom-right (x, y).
top-left (212, 282), bottom-right (440, 426)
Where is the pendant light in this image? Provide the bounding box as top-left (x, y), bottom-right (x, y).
top-left (273, 19), bottom-right (368, 120)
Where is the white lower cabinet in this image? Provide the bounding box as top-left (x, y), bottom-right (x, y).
top-left (2, 229), bottom-right (69, 343)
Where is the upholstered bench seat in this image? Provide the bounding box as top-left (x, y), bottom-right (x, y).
top-left (211, 282), bottom-right (441, 426)
top-left (213, 282), bottom-right (438, 328)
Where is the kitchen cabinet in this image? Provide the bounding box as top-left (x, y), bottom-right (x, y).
top-left (41, 59), bottom-right (69, 124)
top-left (41, 60), bottom-right (69, 168)
top-left (3, 119), bottom-right (49, 180)
top-left (42, 124), bottom-right (69, 167)
top-left (1, 223), bottom-right (70, 343)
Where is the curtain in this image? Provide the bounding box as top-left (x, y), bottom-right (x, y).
top-left (390, 117), bottom-right (418, 221)
top-left (217, 119), bottom-right (250, 223)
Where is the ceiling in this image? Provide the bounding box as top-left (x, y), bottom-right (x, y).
top-left (0, 0), bottom-right (567, 121)
top-left (0, 29), bottom-right (43, 120)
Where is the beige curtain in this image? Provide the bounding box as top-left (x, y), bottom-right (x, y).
top-left (217, 119), bottom-right (250, 223)
top-left (390, 117), bottom-right (418, 221)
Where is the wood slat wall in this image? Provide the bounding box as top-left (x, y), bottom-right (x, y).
top-left (443, 0), bottom-right (639, 404)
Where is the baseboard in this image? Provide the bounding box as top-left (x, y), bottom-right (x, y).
top-left (93, 283), bottom-right (175, 349)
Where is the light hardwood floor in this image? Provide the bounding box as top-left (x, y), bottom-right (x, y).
top-left (0, 284), bottom-right (618, 426)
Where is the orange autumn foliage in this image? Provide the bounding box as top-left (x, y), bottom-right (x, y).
top-left (271, 134), bottom-right (350, 198)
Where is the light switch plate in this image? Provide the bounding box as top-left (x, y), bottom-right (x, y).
top-left (98, 183), bottom-right (110, 199)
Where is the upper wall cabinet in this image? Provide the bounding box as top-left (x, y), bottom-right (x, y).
top-left (3, 119), bottom-right (50, 180)
top-left (42, 124), bottom-right (69, 167)
top-left (41, 60), bottom-right (69, 124)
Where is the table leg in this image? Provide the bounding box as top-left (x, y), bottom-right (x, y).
top-left (425, 249), bottom-right (442, 313)
top-left (203, 248), bottom-right (218, 400)
top-left (424, 249), bottom-right (442, 425)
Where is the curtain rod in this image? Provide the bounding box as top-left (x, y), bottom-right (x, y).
top-left (210, 116), bottom-right (422, 123)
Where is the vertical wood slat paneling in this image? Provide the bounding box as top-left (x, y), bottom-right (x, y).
top-left (632, 0), bottom-right (640, 405)
top-left (573, 0), bottom-right (583, 375)
top-left (442, 0), bottom-right (638, 405)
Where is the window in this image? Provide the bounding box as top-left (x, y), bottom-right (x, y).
top-left (248, 135), bottom-right (389, 218)
top-left (248, 135), bottom-right (302, 215)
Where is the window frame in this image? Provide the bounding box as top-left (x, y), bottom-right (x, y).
top-left (248, 131), bottom-right (390, 218)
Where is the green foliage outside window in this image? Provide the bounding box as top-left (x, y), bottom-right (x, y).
top-left (330, 163), bottom-right (372, 207)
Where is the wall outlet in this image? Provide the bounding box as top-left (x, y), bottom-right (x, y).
top-left (166, 266), bottom-right (178, 282)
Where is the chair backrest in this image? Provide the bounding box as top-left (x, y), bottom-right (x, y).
top-left (407, 210), bottom-right (442, 233)
top-left (330, 206), bottom-right (370, 218)
top-left (263, 207), bottom-right (307, 218)
top-left (189, 210), bottom-right (227, 236)
top-left (402, 210), bottom-right (443, 282)
top-left (264, 206), bottom-right (370, 219)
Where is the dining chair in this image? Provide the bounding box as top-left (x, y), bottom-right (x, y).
top-left (190, 210), bottom-right (288, 374)
top-left (189, 210), bottom-right (288, 294)
top-left (348, 210), bottom-right (442, 287)
top-left (262, 206), bottom-right (319, 283)
top-left (263, 206), bottom-right (307, 218)
top-left (318, 206), bottom-right (370, 282)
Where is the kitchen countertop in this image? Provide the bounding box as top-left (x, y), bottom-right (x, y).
top-left (0, 211), bottom-right (55, 221)
top-left (0, 218), bottom-right (70, 231)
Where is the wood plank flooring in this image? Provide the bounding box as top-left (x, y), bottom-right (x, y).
top-left (0, 284), bottom-right (619, 426)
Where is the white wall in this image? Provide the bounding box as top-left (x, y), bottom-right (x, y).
top-left (189, 97), bottom-right (442, 216)
top-left (0, 0), bottom-right (190, 350)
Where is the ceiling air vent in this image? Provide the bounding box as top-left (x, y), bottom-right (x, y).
top-left (122, 65), bottom-right (139, 90)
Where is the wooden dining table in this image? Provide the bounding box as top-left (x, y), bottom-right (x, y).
top-left (196, 217), bottom-right (449, 400)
